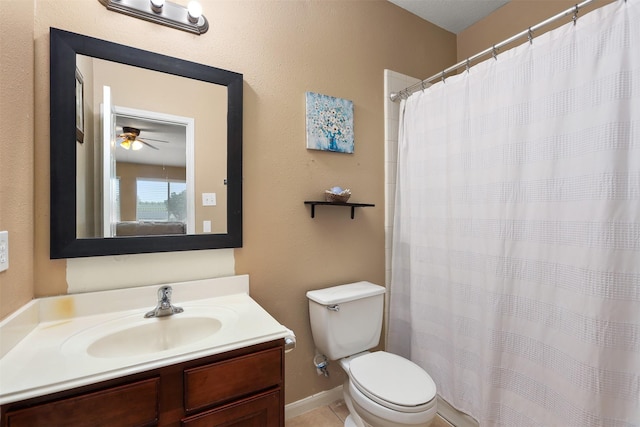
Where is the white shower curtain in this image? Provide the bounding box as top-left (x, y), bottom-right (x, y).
top-left (389, 1), bottom-right (640, 426)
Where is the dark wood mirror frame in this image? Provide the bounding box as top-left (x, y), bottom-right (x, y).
top-left (50, 28), bottom-right (243, 258)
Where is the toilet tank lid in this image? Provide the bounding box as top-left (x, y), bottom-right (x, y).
top-left (306, 281), bottom-right (385, 305)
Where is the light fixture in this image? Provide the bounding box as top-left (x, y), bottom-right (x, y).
top-left (119, 137), bottom-right (144, 151)
top-left (98, 0), bottom-right (209, 35)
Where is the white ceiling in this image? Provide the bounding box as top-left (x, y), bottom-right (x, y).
top-left (388, 0), bottom-right (511, 34)
top-left (115, 115), bottom-right (187, 168)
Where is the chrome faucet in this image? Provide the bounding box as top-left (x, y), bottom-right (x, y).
top-left (144, 286), bottom-right (184, 318)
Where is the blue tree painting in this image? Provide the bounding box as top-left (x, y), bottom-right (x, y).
top-left (306, 92), bottom-right (354, 153)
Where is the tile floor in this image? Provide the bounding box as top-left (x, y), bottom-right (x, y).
top-left (286, 400), bottom-right (454, 427)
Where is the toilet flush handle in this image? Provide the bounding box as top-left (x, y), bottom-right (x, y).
top-left (327, 304), bottom-right (340, 312)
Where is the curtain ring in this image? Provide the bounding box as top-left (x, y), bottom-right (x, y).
top-left (528, 27), bottom-right (534, 44)
top-left (441, 71), bottom-right (446, 83)
top-left (421, 81), bottom-right (428, 91)
top-left (572, 4), bottom-right (579, 25)
top-left (465, 58), bottom-right (470, 73)
top-left (492, 45), bottom-right (498, 60)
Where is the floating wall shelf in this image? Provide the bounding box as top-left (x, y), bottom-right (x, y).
top-left (304, 201), bottom-right (375, 219)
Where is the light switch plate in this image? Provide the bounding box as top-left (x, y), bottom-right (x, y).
top-left (0, 231), bottom-right (8, 272)
top-left (202, 193), bottom-right (217, 206)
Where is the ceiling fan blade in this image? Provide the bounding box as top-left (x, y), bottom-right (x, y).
top-left (139, 139), bottom-right (159, 150)
top-left (140, 137), bottom-right (170, 143)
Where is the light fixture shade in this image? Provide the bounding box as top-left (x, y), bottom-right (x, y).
top-left (187, 1), bottom-right (202, 23)
top-left (131, 140), bottom-right (143, 150)
top-left (120, 139), bottom-right (132, 150)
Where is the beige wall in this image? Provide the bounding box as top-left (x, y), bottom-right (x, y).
top-left (1, 0), bottom-right (455, 404)
top-left (0, 0), bottom-right (36, 320)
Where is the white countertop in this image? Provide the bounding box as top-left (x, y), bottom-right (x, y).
top-left (0, 275), bottom-right (292, 406)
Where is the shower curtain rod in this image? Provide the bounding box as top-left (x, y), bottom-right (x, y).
top-left (389, 0), bottom-right (597, 102)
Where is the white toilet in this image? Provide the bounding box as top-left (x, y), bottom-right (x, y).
top-left (307, 281), bottom-right (437, 427)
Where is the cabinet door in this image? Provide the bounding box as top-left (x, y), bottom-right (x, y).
top-left (181, 389), bottom-right (282, 427)
top-left (184, 347), bottom-right (282, 413)
top-left (4, 378), bottom-right (159, 427)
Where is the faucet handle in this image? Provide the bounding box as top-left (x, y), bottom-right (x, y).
top-left (145, 286), bottom-right (183, 318)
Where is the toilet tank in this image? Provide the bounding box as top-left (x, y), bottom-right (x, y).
top-left (306, 281), bottom-right (385, 360)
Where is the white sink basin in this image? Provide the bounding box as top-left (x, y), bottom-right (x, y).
top-left (88, 316), bottom-right (222, 358)
top-left (61, 306), bottom-right (238, 359)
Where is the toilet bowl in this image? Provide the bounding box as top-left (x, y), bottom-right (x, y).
top-left (306, 282), bottom-right (438, 427)
top-left (340, 351), bottom-right (437, 427)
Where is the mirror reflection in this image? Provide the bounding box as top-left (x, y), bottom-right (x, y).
top-left (50, 28), bottom-right (243, 259)
top-left (75, 55), bottom-right (228, 239)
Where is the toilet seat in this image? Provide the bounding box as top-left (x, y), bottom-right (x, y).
top-left (348, 351), bottom-right (436, 413)
top-left (347, 379), bottom-right (437, 426)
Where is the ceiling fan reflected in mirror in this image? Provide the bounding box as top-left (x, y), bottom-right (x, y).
top-left (117, 126), bottom-right (169, 151)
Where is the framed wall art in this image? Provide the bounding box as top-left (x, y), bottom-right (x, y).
top-left (305, 92), bottom-right (354, 153)
top-left (75, 67), bottom-right (84, 143)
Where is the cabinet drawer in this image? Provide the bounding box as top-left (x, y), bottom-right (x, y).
top-left (184, 347), bottom-right (282, 413)
top-left (181, 389), bottom-right (282, 427)
top-left (4, 377), bottom-right (159, 427)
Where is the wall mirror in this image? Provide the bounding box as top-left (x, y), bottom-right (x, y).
top-left (50, 28), bottom-right (243, 258)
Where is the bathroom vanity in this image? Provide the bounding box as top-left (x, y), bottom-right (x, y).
top-left (1, 340), bottom-right (283, 426)
top-left (0, 275), bottom-right (293, 426)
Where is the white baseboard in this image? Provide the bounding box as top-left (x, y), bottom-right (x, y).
top-left (285, 386), bottom-right (479, 427)
top-left (285, 385), bottom-right (344, 420)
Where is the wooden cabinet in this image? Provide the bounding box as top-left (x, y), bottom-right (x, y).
top-left (3, 378), bottom-right (160, 427)
top-left (181, 389), bottom-right (281, 427)
top-left (1, 340), bottom-right (284, 427)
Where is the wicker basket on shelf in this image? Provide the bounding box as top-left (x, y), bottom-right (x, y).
top-left (324, 189), bottom-right (351, 203)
